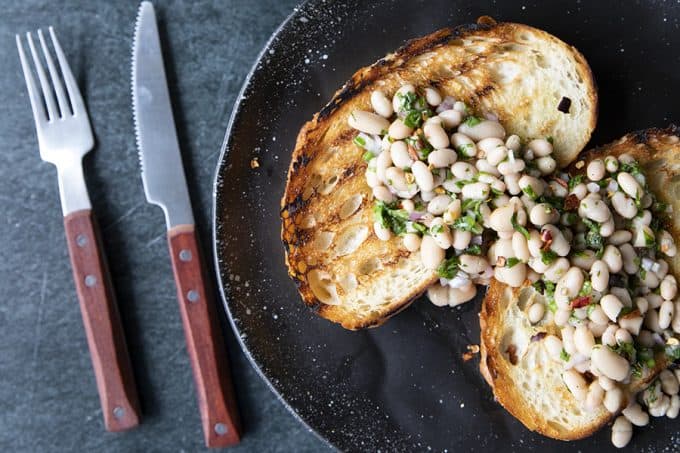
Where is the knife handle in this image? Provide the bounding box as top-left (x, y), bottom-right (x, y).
top-left (63, 209), bottom-right (141, 431)
top-left (167, 224), bottom-right (241, 448)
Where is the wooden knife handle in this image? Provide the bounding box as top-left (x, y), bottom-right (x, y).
top-left (63, 209), bottom-right (141, 431)
top-left (168, 224), bottom-right (241, 448)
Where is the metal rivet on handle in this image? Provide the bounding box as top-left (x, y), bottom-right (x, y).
top-left (84, 275), bottom-right (97, 287)
top-left (179, 249), bottom-right (192, 261)
top-left (214, 423), bottom-right (228, 435)
top-left (76, 234), bottom-right (88, 247)
top-left (187, 290), bottom-right (199, 303)
top-left (113, 406), bottom-right (125, 419)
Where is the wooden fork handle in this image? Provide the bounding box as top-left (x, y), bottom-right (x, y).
top-left (168, 224), bottom-right (241, 448)
top-left (64, 209), bottom-right (141, 431)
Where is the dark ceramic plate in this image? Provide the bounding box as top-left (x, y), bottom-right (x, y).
top-left (213, 0), bottom-right (680, 451)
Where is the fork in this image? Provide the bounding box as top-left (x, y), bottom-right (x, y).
top-left (16, 27), bottom-right (141, 432)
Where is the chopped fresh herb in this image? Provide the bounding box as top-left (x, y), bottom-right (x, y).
top-left (546, 136), bottom-right (554, 144)
top-left (540, 250), bottom-right (558, 265)
top-left (461, 198), bottom-right (483, 213)
top-left (620, 160), bottom-right (642, 176)
top-left (522, 184), bottom-right (538, 200)
top-left (560, 349), bottom-right (571, 361)
top-left (464, 244), bottom-right (482, 255)
top-left (437, 255), bottom-right (460, 279)
top-left (362, 151), bottom-right (375, 162)
top-left (532, 280), bottom-right (545, 293)
top-left (511, 213), bottom-right (530, 239)
top-left (640, 269), bottom-right (647, 280)
top-left (610, 341), bottom-right (636, 362)
top-left (547, 298), bottom-right (558, 313)
top-left (586, 304), bottom-right (597, 316)
top-left (491, 188), bottom-right (504, 196)
top-left (506, 257), bottom-right (521, 268)
top-left (430, 224), bottom-right (444, 235)
top-left (666, 344), bottom-right (680, 362)
top-left (353, 135), bottom-right (366, 147)
top-left (578, 280), bottom-right (592, 296)
top-left (373, 201), bottom-right (409, 235)
top-left (643, 229), bottom-right (656, 248)
top-left (452, 213), bottom-right (483, 234)
top-left (463, 116), bottom-right (482, 127)
top-left (397, 92), bottom-right (432, 129)
top-left (412, 222), bottom-right (427, 234)
top-left (568, 174), bottom-right (584, 191)
top-left (456, 143), bottom-right (476, 157)
top-left (582, 218), bottom-right (604, 254)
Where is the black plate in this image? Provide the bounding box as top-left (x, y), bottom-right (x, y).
top-left (213, 0), bottom-right (680, 451)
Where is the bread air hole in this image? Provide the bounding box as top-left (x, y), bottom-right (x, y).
top-left (308, 269), bottom-right (340, 305)
top-left (358, 257), bottom-right (381, 275)
top-left (339, 194), bottom-right (363, 220)
top-left (337, 273), bottom-right (357, 293)
top-left (319, 175), bottom-right (339, 195)
top-left (335, 225), bottom-right (369, 256)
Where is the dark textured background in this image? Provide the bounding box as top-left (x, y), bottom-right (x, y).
top-left (0, 1), bottom-right (331, 451)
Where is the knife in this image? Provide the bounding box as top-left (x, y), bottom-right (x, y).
top-left (131, 2), bottom-right (241, 447)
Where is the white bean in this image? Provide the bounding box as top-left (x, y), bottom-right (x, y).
top-left (570, 183), bottom-right (588, 200)
top-left (602, 245), bottom-right (623, 274)
top-left (452, 230), bottom-right (471, 250)
top-left (544, 335), bottom-right (563, 360)
top-left (554, 266), bottom-right (584, 307)
top-left (562, 369), bottom-right (588, 401)
top-left (424, 87), bottom-right (442, 106)
top-left (554, 308), bottom-right (571, 327)
top-left (388, 118), bottom-right (413, 140)
top-left (373, 185), bottom-right (395, 203)
top-left (604, 387), bottom-right (624, 413)
top-left (489, 204), bottom-right (515, 233)
top-left (411, 161), bottom-right (434, 191)
top-left (667, 395), bottom-right (680, 419)
top-left (543, 225), bottom-right (570, 256)
top-left (611, 416), bottom-right (632, 448)
top-left (570, 250), bottom-right (596, 270)
top-left (459, 254), bottom-right (489, 275)
top-left (461, 182), bottom-right (490, 200)
top-left (592, 346), bottom-right (630, 381)
top-left (661, 275), bottom-right (678, 300)
top-left (615, 328), bottom-right (632, 345)
top-left (587, 159), bottom-right (605, 181)
top-left (518, 175), bottom-right (544, 199)
top-left (543, 258), bottom-right (570, 282)
top-left (420, 235), bottom-right (445, 270)
top-left (390, 141), bottom-right (414, 168)
top-left (588, 305), bottom-right (610, 325)
top-left (660, 369), bottom-right (679, 395)
top-left (498, 159), bottom-right (526, 176)
top-left (529, 203), bottom-right (558, 227)
top-left (512, 232), bottom-right (531, 261)
top-left (427, 148), bottom-right (457, 168)
top-left (448, 283), bottom-right (477, 307)
top-left (646, 293), bottom-right (663, 309)
top-left (659, 300), bottom-right (674, 330)
top-left (673, 301), bottom-right (680, 334)
top-left (605, 156), bottom-right (619, 173)
top-left (451, 161), bottom-right (477, 180)
top-left (370, 90), bottom-right (393, 118)
top-left (601, 294), bottom-right (623, 322)
top-left (450, 133), bottom-right (477, 157)
top-left (391, 84), bottom-right (415, 112)
top-left (385, 167), bottom-right (408, 191)
top-left (579, 194), bottom-right (611, 222)
top-left (438, 109), bottom-right (463, 129)
top-left (505, 134), bottom-right (521, 153)
top-left (494, 262), bottom-right (527, 287)
top-left (658, 230), bottom-right (677, 257)
top-left (535, 156), bottom-right (557, 175)
top-left (485, 145), bottom-right (507, 167)
top-left (366, 169), bottom-right (380, 188)
top-left (617, 172), bottom-right (642, 199)
top-left (635, 297), bottom-right (649, 314)
top-left (619, 313), bottom-right (644, 336)
top-left (619, 243), bottom-right (638, 275)
top-left (622, 403), bottom-right (649, 426)
top-left (424, 122), bottom-right (450, 149)
top-left (348, 110), bottom-right (390, 134)
top-left (427, 283), bottom-right (449, 307)
top-left (649, 395), bottom-right (670, 417)
top-left (611, 192), bottom-right (637, 219)
top-left (528, 302), bottom-right (545, 324)
top-left (633, 225), bottom-right (655, 248)
top-left (403, 233), bottom-right (421, 252)
top-left (374, 221), bottom-right (392, 241)
top-left (585, 380), bottom-right (605, 410)
top-left (458, 119), bottom-right (505, 141)
top-left (590, 260), bottom-right (609, 292)
top-left (574, 324), bottom-right (595, 356)
top-left (476, 159), bottom-right (500, 176)
top-left (608, 230), bottom-right (632, 245)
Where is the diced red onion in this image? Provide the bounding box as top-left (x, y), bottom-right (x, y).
top-left (471, 235), bottom-right (483, 245)
top-left (436, 96), bottom-right (456, 113)
top-left (409, 211), bottom-right (425, 221)
top-left (485, 112), bottom-right (499, 121)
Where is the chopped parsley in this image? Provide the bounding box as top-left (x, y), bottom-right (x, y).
top-left (456, 143), bottom-right (476, 157)
top-left (362, 151), bottom-right (375, 162)
top-left (522, 184), bottom-right (538, 200)
top-left (546, 136), bottom-right (554, 144)
top-left (540, 250), bottom-right (558, 265)
top-left (560, 349), bottom-right (571, 361)
top-left (578, 280), bottom-right (592, 297)
top-left (582, 218), bottom-right (604, 256)
top-left (666, 344), bottom-right (680, 362)
top-left (464, 244), bottom-right (482, 255)
top-left (568, 174), bottom-right (584, 191)
top-left (452, 213), bottom-right (483, 234)
top-left (463, 115), bottom-right (482, 127)
top-left (353, 135), bottom-right (366, 147)
top-left (506, 257), bottom-right (521, 268)
top-left (511, 213), bottom-right (530, 239)
top-left (373, 201), bottom-right (409, 235)
top-left (437, 255), bottom-right (460, 279)
top-left (643, 228), bottom-right (656, 248)
top-left (620, 160), bottom-right (643, 176)
top-left (396, 92), bottom-right (432, 128)
top-left (430, 224), bottom-right (444, 235)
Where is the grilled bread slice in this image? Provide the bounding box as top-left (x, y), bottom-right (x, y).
top-left (479, 126), bottom-right (680, 440)
top-left (281, 18), bottom-right (597, 330)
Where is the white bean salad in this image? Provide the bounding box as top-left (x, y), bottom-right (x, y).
top-left (348, 83), bottom-right (680, 448)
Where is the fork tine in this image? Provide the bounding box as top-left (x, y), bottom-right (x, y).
top-left (16, 34), bottom-right (47, 125)
top-left (26, 31), bottom-right (58, 121)
top-left (48, 27), bottom-right (85, 117)
top-left (38, 29), bottom-right (71, 117)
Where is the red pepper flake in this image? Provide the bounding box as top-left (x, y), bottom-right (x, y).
top-left (553, 177), bottom-right (568, 188)
top-left (571, 296), bottom-right (592, 308)
top-left (564, 194), bottom-right (580, 211)
top-left (540, 229), bottom-right (553, 251)
top-left (407, 144), bottom-right (419, 160)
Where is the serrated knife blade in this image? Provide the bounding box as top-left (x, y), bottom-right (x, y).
top-left (130, 2), bottom-right (241, 447)
top-left (132, 0), bottom-right (193, 228)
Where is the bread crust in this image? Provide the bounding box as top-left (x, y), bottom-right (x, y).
top-left (480, 127), bottom-right (680, 440)
top-left (282, 19), bottom-right (597, 329)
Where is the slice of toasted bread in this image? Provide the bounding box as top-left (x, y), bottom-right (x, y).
top-left (480, 126), bottom-right (680, 440)
top-left (281, 18), bottom-right (597, 330)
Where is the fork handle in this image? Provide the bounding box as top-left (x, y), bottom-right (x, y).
top-left (168, 224), bottom-right (241, 448)
top-left (64, 209), bottom-right (141, 431)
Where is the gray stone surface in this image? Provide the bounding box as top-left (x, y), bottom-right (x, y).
top-left (0, 1), bottom-right (331, 451)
